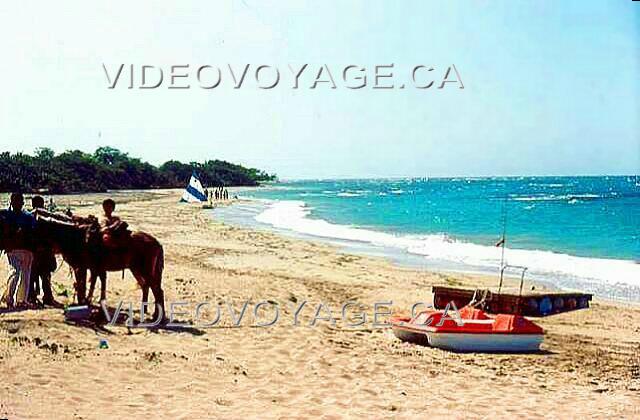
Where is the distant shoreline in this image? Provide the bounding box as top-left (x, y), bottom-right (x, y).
top-left (276, 174), bottom-right (640, 182)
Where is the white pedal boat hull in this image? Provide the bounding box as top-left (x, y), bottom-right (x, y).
top-left (426, 332), bottom-right (543, 352)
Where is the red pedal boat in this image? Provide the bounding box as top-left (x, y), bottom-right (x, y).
top-left (391, 306), bottom-right (544, 352)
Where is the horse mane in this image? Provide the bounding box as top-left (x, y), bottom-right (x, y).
top-left (35, 215), bottom-right (92, 256)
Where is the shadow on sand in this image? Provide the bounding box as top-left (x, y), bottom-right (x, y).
top-left (0, 303), bottom-right (206, 336)
top-left (64, 304), bottom-right (207, 336)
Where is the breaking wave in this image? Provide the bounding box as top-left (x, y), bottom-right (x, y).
top-left (254, 200), bottom-right (640, 291)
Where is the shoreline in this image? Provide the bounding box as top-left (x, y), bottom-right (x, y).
top-left (213, 192), bottom-right (640, 303)
top-left (228, 178), bottom-right (639, 261)
top-left (1, 190), bottom-right (639, 418)
top-left (214, 194), bottom-right (640, 310)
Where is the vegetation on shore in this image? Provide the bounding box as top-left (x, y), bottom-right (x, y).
top-left (0, 147), bottom-right (276, 193)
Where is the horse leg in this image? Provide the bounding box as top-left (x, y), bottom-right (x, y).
top-left (86, 270), bottom-right (97, 304)
top-left (141, 284), bottom-right (150, 321)
top-left (151, 246), bottom-right (165, 322)
top-left (138, 246), bottom-right (165, 323)
top-left (100, 271), bottom-right (107, 302)
top-left (131, 270), bottom-right (151, 322)
top-left (74, 268), bottom-right (87, 305)
top-left (150, 284), bottom-right (165, 323)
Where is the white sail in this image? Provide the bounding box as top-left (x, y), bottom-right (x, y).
top-left (181, 172), bottom-right (207, 202)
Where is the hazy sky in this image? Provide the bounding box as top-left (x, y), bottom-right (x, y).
top-left (1, 1), bottom-right (638, 179)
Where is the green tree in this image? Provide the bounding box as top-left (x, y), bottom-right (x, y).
top-left (0, 147), bottom-right (276, 193)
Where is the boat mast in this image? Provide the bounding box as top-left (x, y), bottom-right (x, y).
top-left (498, 195), bottom-right (508, 294)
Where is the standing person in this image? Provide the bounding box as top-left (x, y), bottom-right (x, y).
top-left (47, 197), bottom-right (57, 211)
top-left (29, 195), bottom-right (58, 306)
top-left (0, 193), bottom-right (35, 308)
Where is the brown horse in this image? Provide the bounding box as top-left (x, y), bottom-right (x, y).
top-left (34, 216), bottom-right (166, 320)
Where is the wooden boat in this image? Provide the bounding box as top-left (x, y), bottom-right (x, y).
top-left (391, 306), bottom-right (544, 352)
top-left (432, 286), bottom-right (592, 317)
top-left (441, 208), bottom-right (594, 318)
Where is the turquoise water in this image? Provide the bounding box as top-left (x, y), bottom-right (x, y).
top-left (214, 176), bottom-right (640, 299)
top-left (247, 177), bottom-right (639, 259)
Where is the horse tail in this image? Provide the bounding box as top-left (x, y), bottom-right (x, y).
top-left (152, 244), bottom-right (164, 285)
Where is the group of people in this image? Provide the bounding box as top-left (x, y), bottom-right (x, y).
top-left (1, 193), bottom-right (124, 309)
top-left (0, 193), bottom-right (56, 308)
top-left (205, 186), bottom-right (230, 202)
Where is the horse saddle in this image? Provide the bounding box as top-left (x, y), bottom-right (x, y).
top-left (102, 221), bottom-right (131, 249)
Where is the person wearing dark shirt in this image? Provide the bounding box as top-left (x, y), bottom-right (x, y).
top-left (29, 195), bottom-right (58, 306)
top-left (0, 193), bottom-right (35, 308)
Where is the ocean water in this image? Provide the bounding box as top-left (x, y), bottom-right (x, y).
top-left (212, 176), bottom-right (640, 301)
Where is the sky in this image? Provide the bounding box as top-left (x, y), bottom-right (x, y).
top-left (0, 0), bottom-right (638, 179)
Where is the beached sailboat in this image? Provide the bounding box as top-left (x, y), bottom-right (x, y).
top-left (391, 306), bottom-right (544, 352)
top-left (180, 171), bottom-right (208, 203)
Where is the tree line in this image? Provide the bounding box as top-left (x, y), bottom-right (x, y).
top-left (0, 147), bottom-right (276, 193)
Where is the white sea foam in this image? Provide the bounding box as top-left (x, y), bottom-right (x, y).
top-left (528, 183), bottom-right (566, 188)
top-left (254, 200), bottom-right (640, 290)
top-left (336, 192), bottom-right (364, 197)
top-left (511, 194), bottom-right (601, 202)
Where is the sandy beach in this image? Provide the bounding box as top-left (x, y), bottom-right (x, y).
top-left (1, 189), bottom-right (638, 419)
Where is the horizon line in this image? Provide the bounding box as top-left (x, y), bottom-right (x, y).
top-left (3, 146), bottom-right (637, 182)
top-left (275, 174), bottom-right (640, 182)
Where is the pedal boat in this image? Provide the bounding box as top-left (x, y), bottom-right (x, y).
top-left (391, 306), bottom-right (543, 352)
